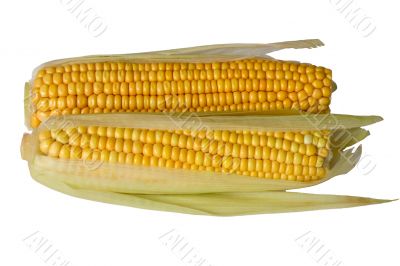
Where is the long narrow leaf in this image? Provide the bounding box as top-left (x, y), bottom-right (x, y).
top-left (31, 172), bottom-right (391, 216)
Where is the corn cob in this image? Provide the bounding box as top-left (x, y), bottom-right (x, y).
top-left (38, 126), bottom-right (331, 182)
top-left (26, 41), bottom-right (333, 128)
top-left (21, 112), bottom-right (389, 216)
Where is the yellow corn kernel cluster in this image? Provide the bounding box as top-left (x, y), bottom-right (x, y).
top-left (38, 126), bottom-right (330, 182)
top-left (30, 59), bottom-right (332, 128)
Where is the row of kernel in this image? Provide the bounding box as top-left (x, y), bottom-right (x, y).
top-left (178, 129), bottom-right (329, 144)
top-left (37, 60), bottom-right (328, 74)
top-left (66, 127), bottom-right (327, 144)
top-left (35, 80), bottom-right (331, 99)
top-left (34, 79), bottom-right (331, 98)
top-left (35, 91), bottom-right (330, 112)
top-left (61, 127), bottom-right (329, 154)
top-left (34, 68), bottom-right (330, 88)
top-left (32, 98), bottom-right (327, 125)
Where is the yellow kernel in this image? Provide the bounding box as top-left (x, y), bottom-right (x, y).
top-left (48, 141), bottom-right (62, 157)
top-left (306, 144), bottom-right (317, 156)
top-left (39, 139), bottom-right (53, 154)
top-left (133, 154), bottom-right (143, 165)
top-left (59, 145), bottom-right (70, 159)
top-left (317, 167), bottom-right (326, 177)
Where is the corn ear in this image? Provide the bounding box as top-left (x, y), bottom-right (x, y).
top-left (25, 39), bottom-right (333, 129)
top-left (21, 113), bottom-right (381, 195)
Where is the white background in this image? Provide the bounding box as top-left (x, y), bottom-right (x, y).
top-left (1, 0), bottom-right (399, 265)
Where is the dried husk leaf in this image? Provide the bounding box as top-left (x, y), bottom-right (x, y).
top-left (31, 39), bottom-right (324, 75)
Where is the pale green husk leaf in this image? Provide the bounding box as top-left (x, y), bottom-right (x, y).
top-left (31, 170), bottom-right (391, 216)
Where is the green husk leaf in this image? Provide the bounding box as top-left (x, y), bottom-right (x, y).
top-left (155, 39), bottom-right (324, 56)
top-left (24, 82), bottom-right (33, 129)
top-left (40, 112), bottom-right (382, 132)
top-left (31, 171), bottom-right (391, 216)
